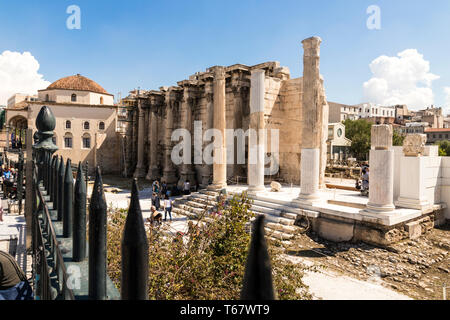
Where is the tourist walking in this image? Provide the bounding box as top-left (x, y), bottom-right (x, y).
top-left (163, 194), bottom-right (173, 222)
top-left (183, 180), bottom-right (190, 195)
top-left (161, 180), bottom-right (168, 197)
top-left (151, 192), bottom-right (161, 211)
top-left (152, 180), bottom-right (160, 194)
top-left (0, 251), bottom-right (33, 300)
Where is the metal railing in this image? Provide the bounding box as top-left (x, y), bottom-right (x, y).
top-left (28, 105), bottom-right (276, 300)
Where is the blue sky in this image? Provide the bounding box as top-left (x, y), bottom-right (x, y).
top-left (1, 0), bottom-right (450, 110)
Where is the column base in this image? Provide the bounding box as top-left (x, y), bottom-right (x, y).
top-left (162, 169), bottom-right (178, 186)
top-left (364, 202), bottom-right (396, 214)
top-left (208, 182), bottom-right (227, 191)
top-left (246, 185), bottom-right (266, 196)
top-left (395, 197), bottom-right (430, 211)
top-left (133, 166), bottom-right (146, 179)
top-left (145, 167), bottom-right (160, 181)
top-left (201, 174), bottom-right (212, 188)
top-left (178, 171), bottom-right (196, 188)
top-left (293, 192), bottom-right (322, 207)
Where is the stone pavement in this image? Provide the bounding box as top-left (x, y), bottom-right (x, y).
top-left (89, 185), bottom-right (191, 236)
top-left (0, 197), bottom-right (32, 280)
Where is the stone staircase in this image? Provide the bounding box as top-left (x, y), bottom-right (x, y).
top-left (171, 189), bottom-right (309, 244)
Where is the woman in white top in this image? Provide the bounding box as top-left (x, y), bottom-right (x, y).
top-left (163, 194), bottom-right (173, 222)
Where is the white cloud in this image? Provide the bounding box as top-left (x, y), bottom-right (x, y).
top-left (363, 49), bottom-right (439, 110)
top-left (0, 51), bottom-right (50, 105)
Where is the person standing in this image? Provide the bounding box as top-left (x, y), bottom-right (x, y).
top-left (0, 251), bottom-right (33, 300)
top-left (163, 194), bottom-right (173, 222)
top-left (152, 192), bottom-right (161, 211)
top-left (161, 181), bottom-right (168, 197)
top-left (183, 180), bottom-right (190, 195)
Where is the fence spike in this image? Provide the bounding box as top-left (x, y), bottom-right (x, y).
top-left (57, 156), bottom-right (65, 221)
top-left (121, 178), bottom-right (149, 300)
top-left (63, 159), bottom-right (73, 238)
top-left (49, 156), bottom-right (55, 202)
top-left (73, 162), bottom-right (87, 262)
top-left (88, 166), bottom-right (107, 300)
top-left (240, 215), bottom-right (275, 300)
top-left (53, 156), bottom-right (60, 211)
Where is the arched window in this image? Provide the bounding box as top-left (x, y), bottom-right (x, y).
top-left (99, 121), bottom-right (105, 130)
top-left (66, 120), bottom-right (71, 129)
top-left (64, 133), bottom-right (73, 148)
top-left (71, 94), bottom-right (77, 102)
top-left (82, 134), bottom-right (91, 149)
top-left (83, 121), bottom-right (90, 130)
top-left (100, 97), bottom-right (104, 104)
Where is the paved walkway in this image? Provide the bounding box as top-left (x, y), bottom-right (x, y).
top-left (0, 197), bottom-right (32, 280)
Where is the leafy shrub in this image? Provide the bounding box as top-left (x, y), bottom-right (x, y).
top-left (107, 192), bottom-right (311, 300)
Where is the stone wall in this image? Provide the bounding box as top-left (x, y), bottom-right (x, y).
top-left (124, 59), bottom-right (327, 186)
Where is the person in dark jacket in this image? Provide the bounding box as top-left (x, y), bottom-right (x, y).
top-left (0, 251), bottom-right (33, 300)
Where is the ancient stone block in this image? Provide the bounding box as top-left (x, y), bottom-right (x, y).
top-left (270, 181), bottom-right (282, 192)
top-left (403, 134), bottom-right (427, 157)
top-left (405, 222), bottom-right (422, 240)
top-left (371, 125), bottom-right (392, 150)
top-left (316, 218), bottom-right (354, 242)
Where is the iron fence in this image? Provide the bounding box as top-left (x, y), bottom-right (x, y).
top-left (28, 105), bottom-right (275, 300)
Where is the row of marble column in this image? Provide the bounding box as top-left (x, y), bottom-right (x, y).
top-left (130, 37), bottom-right (329, 201)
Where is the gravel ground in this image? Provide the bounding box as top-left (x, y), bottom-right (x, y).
top-left (284, 225), bottom-right (450, 300)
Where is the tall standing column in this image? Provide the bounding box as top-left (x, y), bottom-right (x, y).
top-left (146, 104), bottom-right (160, 181)
top-left (178, 85), bottom-right (196, 186)
top-left (201, 81), bottom-right (214, 187)
top-left (162, 90), bottom-right (178, 186)
top-left (297, 36), bottom-right (323, 204)
top-left (247, 69), bottom-right (266, 194)
top-left (208, 66), bottom-right (227, 190)
top-left (134, 99), bottom-right (146, 178)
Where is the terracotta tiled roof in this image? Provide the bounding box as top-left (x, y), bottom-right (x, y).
top-left (46, 74), bottom-right (109, 95)
top-left (424, 128), bottom-right (450, 133)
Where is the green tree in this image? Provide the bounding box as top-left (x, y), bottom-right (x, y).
top-left (0, 109), bottom-right (5, 130)
top-left (393, 130), bottom-right (406, 146)
top-left (343, 119), bottom-right (372, 160)
top-left (435, 140), bottom-right (450, 156)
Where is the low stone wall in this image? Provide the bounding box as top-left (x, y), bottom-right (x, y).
top-left (308, 209), bottom-right (445, 247)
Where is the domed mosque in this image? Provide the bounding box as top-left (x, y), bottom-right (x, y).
top-left (5, 74), bottom-right (121, 175)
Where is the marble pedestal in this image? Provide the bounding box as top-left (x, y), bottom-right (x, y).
top-left (395, 156), bottom-right (430, 210)
top-left (365, 149), bottom-right (395, 214)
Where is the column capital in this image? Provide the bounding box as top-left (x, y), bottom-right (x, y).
top-left (211, 66), bottom-right (226, 81)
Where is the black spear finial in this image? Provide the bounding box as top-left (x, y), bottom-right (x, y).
top-left (53, 156), bottom-right (60, 211)
top-left (63, 159), bottom-right (73, 238)
top-left (73, 162), bottom-right (87, 262)
top-left (49, 156), bottom-right (55, 202)
top-left (57, 156), bottom-right (65, 221)
top-left (88, 166), bottom-right (107, 300)
top-left (121, 178), bottom-right (149, 300)
top-left (240, 215), bottom-right (275, 300)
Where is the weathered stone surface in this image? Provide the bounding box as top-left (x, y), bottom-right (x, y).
top-left (371, 125), bottom-right (392, 150)
top-left (405, 222), bottom-right (422, 240)
top-left (316, 218), bottom-right (354, 242)
top-left (403, 134), bottom-right (427, 157)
